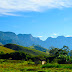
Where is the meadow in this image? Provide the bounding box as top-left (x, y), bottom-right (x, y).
top-left (0, 59), bottom-right (72, 72)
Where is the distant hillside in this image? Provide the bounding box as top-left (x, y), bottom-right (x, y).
top-left (29, 45), bottom-right (49, 52)
top-left (0, 46), bottom-right (15, 53)
top-left (4, 44), bottom-right (48, 56)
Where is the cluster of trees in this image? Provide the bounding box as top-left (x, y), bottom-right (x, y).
top-left (0, 51), bottom-right (32, 60)
top-left (48, 46), bottom-right (72, 64)
top-left (0, 51), bottom-right (47, 63)
top-left (0, 45), bottom-right (72, 64)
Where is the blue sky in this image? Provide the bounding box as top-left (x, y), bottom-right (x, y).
top-left (0, 0), bottom-right (72, 40)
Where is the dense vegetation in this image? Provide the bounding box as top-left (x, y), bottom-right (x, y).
top-left (0, 44), bottom-right (71, 64)
top-left (0, 44), bottom-right (72, 71)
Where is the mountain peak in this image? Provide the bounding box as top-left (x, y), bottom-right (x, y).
top-left (18, 34), bottom-right (33, 38)
top-left (4, 32), bottom-right (16, 35)
top-left (0, 31), bottom-right (16, 35)
top-left (57, 36), bottom-right (65, 37)
top-left (57, 36), bottom-right (65, 39)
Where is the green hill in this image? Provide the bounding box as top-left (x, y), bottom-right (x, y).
top-left (29, 45), bottom-right (49, 54)
top-left (4, 44), bottom-right (49, 56)
top-left (29, 45), bottom-right (48, 52)
top-left (0, 46), bottom-right (15, 53)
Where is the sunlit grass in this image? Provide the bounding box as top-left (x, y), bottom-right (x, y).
top-left (0, 46), bottom-right (15, 53)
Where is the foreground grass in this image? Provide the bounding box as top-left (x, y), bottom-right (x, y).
top-left (0, 59), bottom-right (72, 72)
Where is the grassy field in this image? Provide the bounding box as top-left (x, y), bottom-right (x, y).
top-left (0, 59), bottom-right (72, 72)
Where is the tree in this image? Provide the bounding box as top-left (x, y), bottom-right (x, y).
top-left (49, 46), bottom-right (70, 63)
top-left (69, 50), bottom-right (72, 56)
top-left (54, 46), bottom-right (69, 57)
top-left (62, 46), bottom-right (69, 55)
top-left (49, 46), bottom-right (59, 56)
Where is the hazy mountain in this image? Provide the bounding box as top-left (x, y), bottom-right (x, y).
top-left (44, 36), bottom-right (72, 49)
top-left (0, 31), bottom-right (42, 47)
top-left (0, 31), bottom-right (72, 49)
top-left (0, 31), bottom-right (19, 44)
top-left (17, 34), bottom-right (42, 46)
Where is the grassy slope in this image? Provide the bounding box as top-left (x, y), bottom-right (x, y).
top-left (4, 44), bottom-right (49, 56)
top-left (29, 45), bottom-right (49, 55)
top-left (0, 46), bottom-right (15, 53)
top-left (29, 45), bottom-right (48, 51)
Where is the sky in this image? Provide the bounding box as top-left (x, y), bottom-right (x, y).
top-left (0, 0), bottom-right (72, 40)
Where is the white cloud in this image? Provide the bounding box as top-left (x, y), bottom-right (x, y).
top-left (1, 12), bottom-right (20, 16)
top-left (53, 33), bottom-right (57, 36)
top-left (0, 0), bottom-right (72, 16)
top-left (65, 35), bottom-right (72, 37)
top-left (37, 36), bottom-right (43, 38)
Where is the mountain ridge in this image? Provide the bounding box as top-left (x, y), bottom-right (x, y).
top-left (0, 31), bottom-right (72, 49)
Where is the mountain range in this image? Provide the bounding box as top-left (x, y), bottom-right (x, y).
top-left (0, 31), bottom-right (72, 49)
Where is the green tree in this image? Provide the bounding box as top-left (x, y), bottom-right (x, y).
top-left (49, 46), bottom-right (70, 63)
top-left (54, 46), bottom-right (69, 57)
top-left (49, 47), bottom-right (59, 56)
top-left (69, 50), bottom-right (72, 56)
